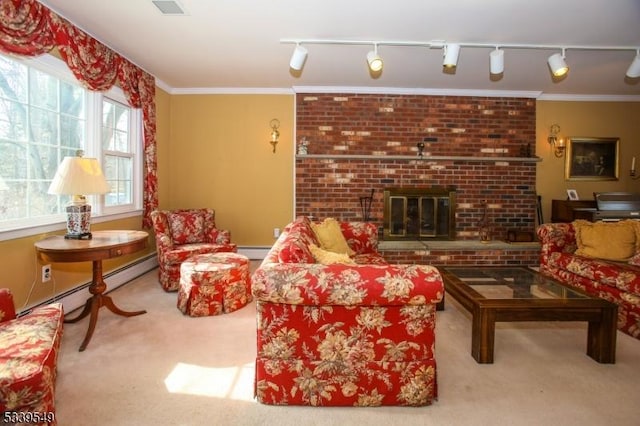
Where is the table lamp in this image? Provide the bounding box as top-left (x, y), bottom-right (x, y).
top-left (48, 150), bottom-right (110, 239)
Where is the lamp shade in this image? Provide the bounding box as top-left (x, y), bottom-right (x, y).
top-left (443, 43), bottom-right (460, 68)
top-left (626, 53), bottom-right (640, 78)
top-left (547, 52), bottom-right (569, 77)
top-left (289, 45), bottom-right (308, 71)
top-left (490, 49), bottom-right (504, 74)
top-left (48, 156), bottom-right (110, 196)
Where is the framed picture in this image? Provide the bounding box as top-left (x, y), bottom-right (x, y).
top-left (567, 189), bottom-right (579, 200)
top-left (565, 137), bottom-right (619, 181)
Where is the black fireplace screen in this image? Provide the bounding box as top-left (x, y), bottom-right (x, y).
top-left (383, 187), bottom-right (456, 240)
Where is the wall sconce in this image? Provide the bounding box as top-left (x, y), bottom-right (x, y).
top-left (547, 124), bottom-right (565, 157)
top-left (630, 156), bottom-right (639, 179)
top-left (269, 119), bottom-right (280, 153)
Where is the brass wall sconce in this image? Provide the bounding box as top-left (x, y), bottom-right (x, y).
top-left (269, 119), bottom-right (280, 153)
top-left (548, 124), bottom-right (565, 157)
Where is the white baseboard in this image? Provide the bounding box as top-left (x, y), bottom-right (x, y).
top-left (237, 246), bottom-right (270, 260)
top-left (22, 247), bottom-right (266, 316)
top-left (22, 254), bottom-right (158, 316)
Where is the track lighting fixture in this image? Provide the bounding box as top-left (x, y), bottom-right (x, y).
top-left (443, 43), bottom-right (460, 68)
top-left (548, 50), bottom-right (569, 77)
top-left (489, 48), bottom-right (504, 75)
top-left (366, 45), bottom-right (383, 72)
top-left (626, 50), bottom-right (640, 78)
top-left (280, 38), bottom-right (638, 81)
top-left (289, 44), bottom-right (308, 71)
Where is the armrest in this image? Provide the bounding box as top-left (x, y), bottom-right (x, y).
top-left (340, 221), bottom-right (379, 254)
top-left (537, 223), bottom-right (577, 257)
top-left (0, 288), bottom-right (17, 322)
top-left (206, 228), bottom-right (232, 245)
top-left (252, 263), bottom-right (443, 306)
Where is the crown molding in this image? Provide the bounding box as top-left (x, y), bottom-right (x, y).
top-left (153, 84), bottom-right (640, 101)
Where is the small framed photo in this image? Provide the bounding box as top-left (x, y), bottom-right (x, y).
top-left (567, 189), bottom-right (579, 200)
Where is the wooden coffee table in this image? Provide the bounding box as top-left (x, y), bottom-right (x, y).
top-left (440, 266), bottom-right (617, 364)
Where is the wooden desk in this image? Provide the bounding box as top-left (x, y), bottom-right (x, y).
top-left (35, 230), bottom-right (149, 351)
top-left (551, 199), bottom-right (597, 222)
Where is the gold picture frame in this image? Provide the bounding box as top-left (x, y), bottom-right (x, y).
top-left (565, 137), bottom-right (619, 181)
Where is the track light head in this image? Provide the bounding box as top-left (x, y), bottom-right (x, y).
top-left (366, 46), bottom-right (383, 72)
top-left (489, 48), bottom-right (504, 75)
top-left (443, 43), bottom-right (460, 68)
top-left (548, 51), bottom-right (569, 77)
top-left (289, 44), bottom-right (308, 71)
top-left (626, 50), bottom-right (640, 78)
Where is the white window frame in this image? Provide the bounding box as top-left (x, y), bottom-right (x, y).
top-left (0, 53), bottom-right (143, 242)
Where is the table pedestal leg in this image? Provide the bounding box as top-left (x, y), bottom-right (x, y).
top-left (65, 260), bottom-right (146, 351)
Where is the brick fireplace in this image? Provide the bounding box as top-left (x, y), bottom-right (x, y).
top-left (295, 93), bottom-right (540, 266)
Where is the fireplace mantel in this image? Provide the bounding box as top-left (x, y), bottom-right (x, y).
top-left (296, 154), bottom-right (541, 163)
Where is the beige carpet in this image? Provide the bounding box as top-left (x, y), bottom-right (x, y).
top-left (55, 266), bottom-right (640, 425)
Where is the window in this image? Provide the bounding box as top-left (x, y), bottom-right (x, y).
top-left (0, 53), bottom-right (142, 239)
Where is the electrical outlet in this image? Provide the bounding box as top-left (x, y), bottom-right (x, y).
top-left (42, 264), bottom-right (51, 283)
top-left (273, 228), bottom-right (281, 238)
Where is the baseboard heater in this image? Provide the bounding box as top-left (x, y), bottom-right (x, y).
top-left (19, 253), bottom-right (158, 317)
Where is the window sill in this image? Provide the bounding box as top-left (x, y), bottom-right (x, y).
top-left (0, 210), bottom-right (143, 242)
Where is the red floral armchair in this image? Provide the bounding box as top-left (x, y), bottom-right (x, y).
top-left (0, 289), bottom-right (64, 425)
top-left (151, 208), bottom-right (238, 291)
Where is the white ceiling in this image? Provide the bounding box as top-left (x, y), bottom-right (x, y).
top-left (38, 0), bottom-right (640, 98)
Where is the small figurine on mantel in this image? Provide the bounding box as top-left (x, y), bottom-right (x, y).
top-left (478, 200), bottom-right (491, 243)
top-left (297, 137), bottom-right (309, 155)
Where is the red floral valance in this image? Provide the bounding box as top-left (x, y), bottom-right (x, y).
top-left (0, 0), bottom-right (158, 228)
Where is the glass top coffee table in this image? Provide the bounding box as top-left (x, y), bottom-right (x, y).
top-left (439, 266), bottom-right (617, 364)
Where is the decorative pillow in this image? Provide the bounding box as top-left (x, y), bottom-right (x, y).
top-left (573, 219), bottom-right (637, 261)
top-left (311, 218), bottom-right (355, 255)
top-left (309, 244), bottom-right (355, 265)
top-left (168, 211), bottom-right (205, 244)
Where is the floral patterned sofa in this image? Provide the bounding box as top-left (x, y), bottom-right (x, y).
top-left (537, 221), bottom-right (640, 340)
top-left (0, 289), bottom-right (64, 425)
top-left (251, 216), bottom-right (444, 407)
top-left (151, 208), bottom-right (237, 291)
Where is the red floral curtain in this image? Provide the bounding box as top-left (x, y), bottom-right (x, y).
top-left (0, 0), bottom-right (158, 228)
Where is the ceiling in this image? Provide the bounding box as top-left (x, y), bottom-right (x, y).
top-left (38, 0), bottom-right (640, 98)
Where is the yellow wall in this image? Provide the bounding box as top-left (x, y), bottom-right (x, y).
top-left (536, 101), bottom-right (640, 222)
top-left (166, 94), bottom-right (294, 245)
top-left (0, 216), bottom-right (154, 310)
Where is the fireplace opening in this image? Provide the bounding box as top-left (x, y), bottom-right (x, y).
top-left (382, 187), bottom-right (456, 241)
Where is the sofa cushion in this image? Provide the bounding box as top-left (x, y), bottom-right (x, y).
top-left (168, 211), bottom-right (205, 244)
top-left (311, 218), bottom-right (355, 255)
top-left (309, 243), bottom-right (355, 265)
top-left (574, 220), bottom-right (637, 261)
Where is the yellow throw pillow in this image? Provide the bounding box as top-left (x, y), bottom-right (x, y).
top-left (311, 218), bottom-right (355, 255)
top-left (309, 244), bottom-right (355, 265)
top-left (574, 219), bottom-right (637, 261)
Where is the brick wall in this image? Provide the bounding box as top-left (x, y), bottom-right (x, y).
top-left (295, 93), bottom-right (538, 242)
